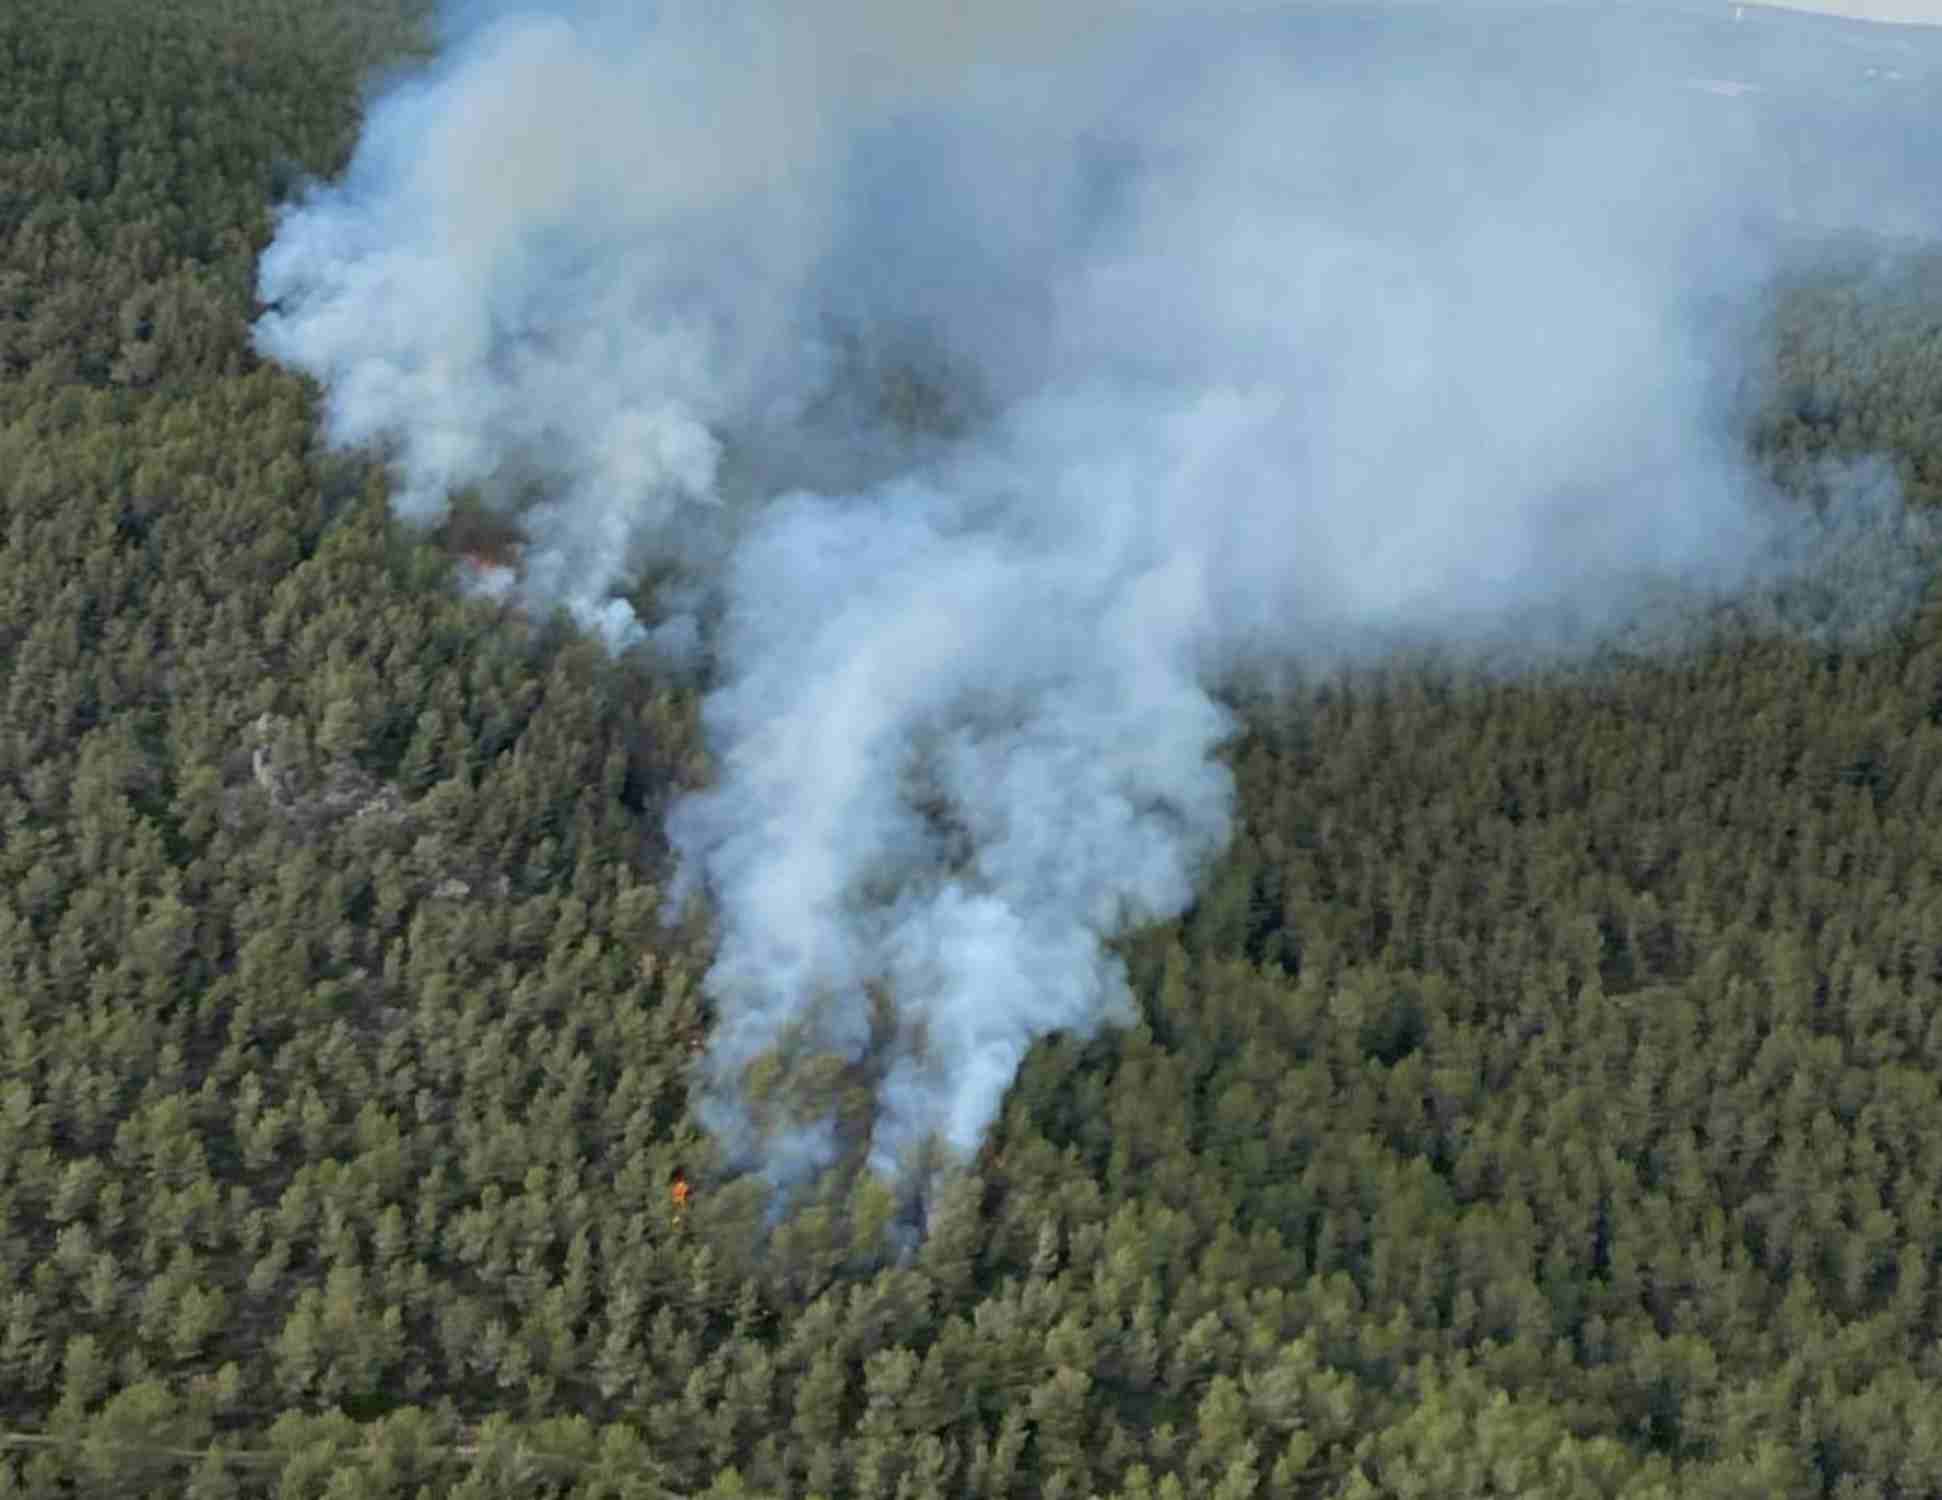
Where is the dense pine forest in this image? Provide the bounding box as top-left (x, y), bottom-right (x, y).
top-left (9, 1), bottom-right (1942, 1496)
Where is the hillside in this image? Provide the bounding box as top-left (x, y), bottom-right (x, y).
top-left (7, 1), bottom-right (1942, 1498)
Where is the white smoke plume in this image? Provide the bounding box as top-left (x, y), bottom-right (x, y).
top-left (256, 0), bottom-right (1938, 1198)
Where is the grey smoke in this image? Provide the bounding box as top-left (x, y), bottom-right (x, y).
top-left (256, 0), bottom-right (1937, 1194)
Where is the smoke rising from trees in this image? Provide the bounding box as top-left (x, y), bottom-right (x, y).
top-left (255, 0), bottom-right (1934, 1202)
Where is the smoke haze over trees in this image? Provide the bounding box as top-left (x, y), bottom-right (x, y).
top-left (255, 0), bottom-right (1938, 1202)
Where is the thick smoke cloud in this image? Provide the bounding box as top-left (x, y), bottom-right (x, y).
top-left (256, 0), bottom-right (1936, 1197)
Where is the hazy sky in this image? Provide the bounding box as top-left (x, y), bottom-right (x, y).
top-left (1746, 0), bottom-right (1942, 22)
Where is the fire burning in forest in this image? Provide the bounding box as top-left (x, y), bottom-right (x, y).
top-left (254, 0), bottom-right (1934, 1222)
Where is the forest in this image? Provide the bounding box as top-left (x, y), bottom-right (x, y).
top-left (8, 0), bottom-right (1942, 1496)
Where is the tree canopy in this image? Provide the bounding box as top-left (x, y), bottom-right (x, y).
top-left (7, 1), bottom-right (1942, 1496)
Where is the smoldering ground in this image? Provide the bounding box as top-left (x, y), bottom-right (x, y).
top-left (255, 0), bottom-right (1940, 1227)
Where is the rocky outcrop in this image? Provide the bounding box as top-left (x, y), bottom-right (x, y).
top-left (244, 712), bottom-right (407, 829)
